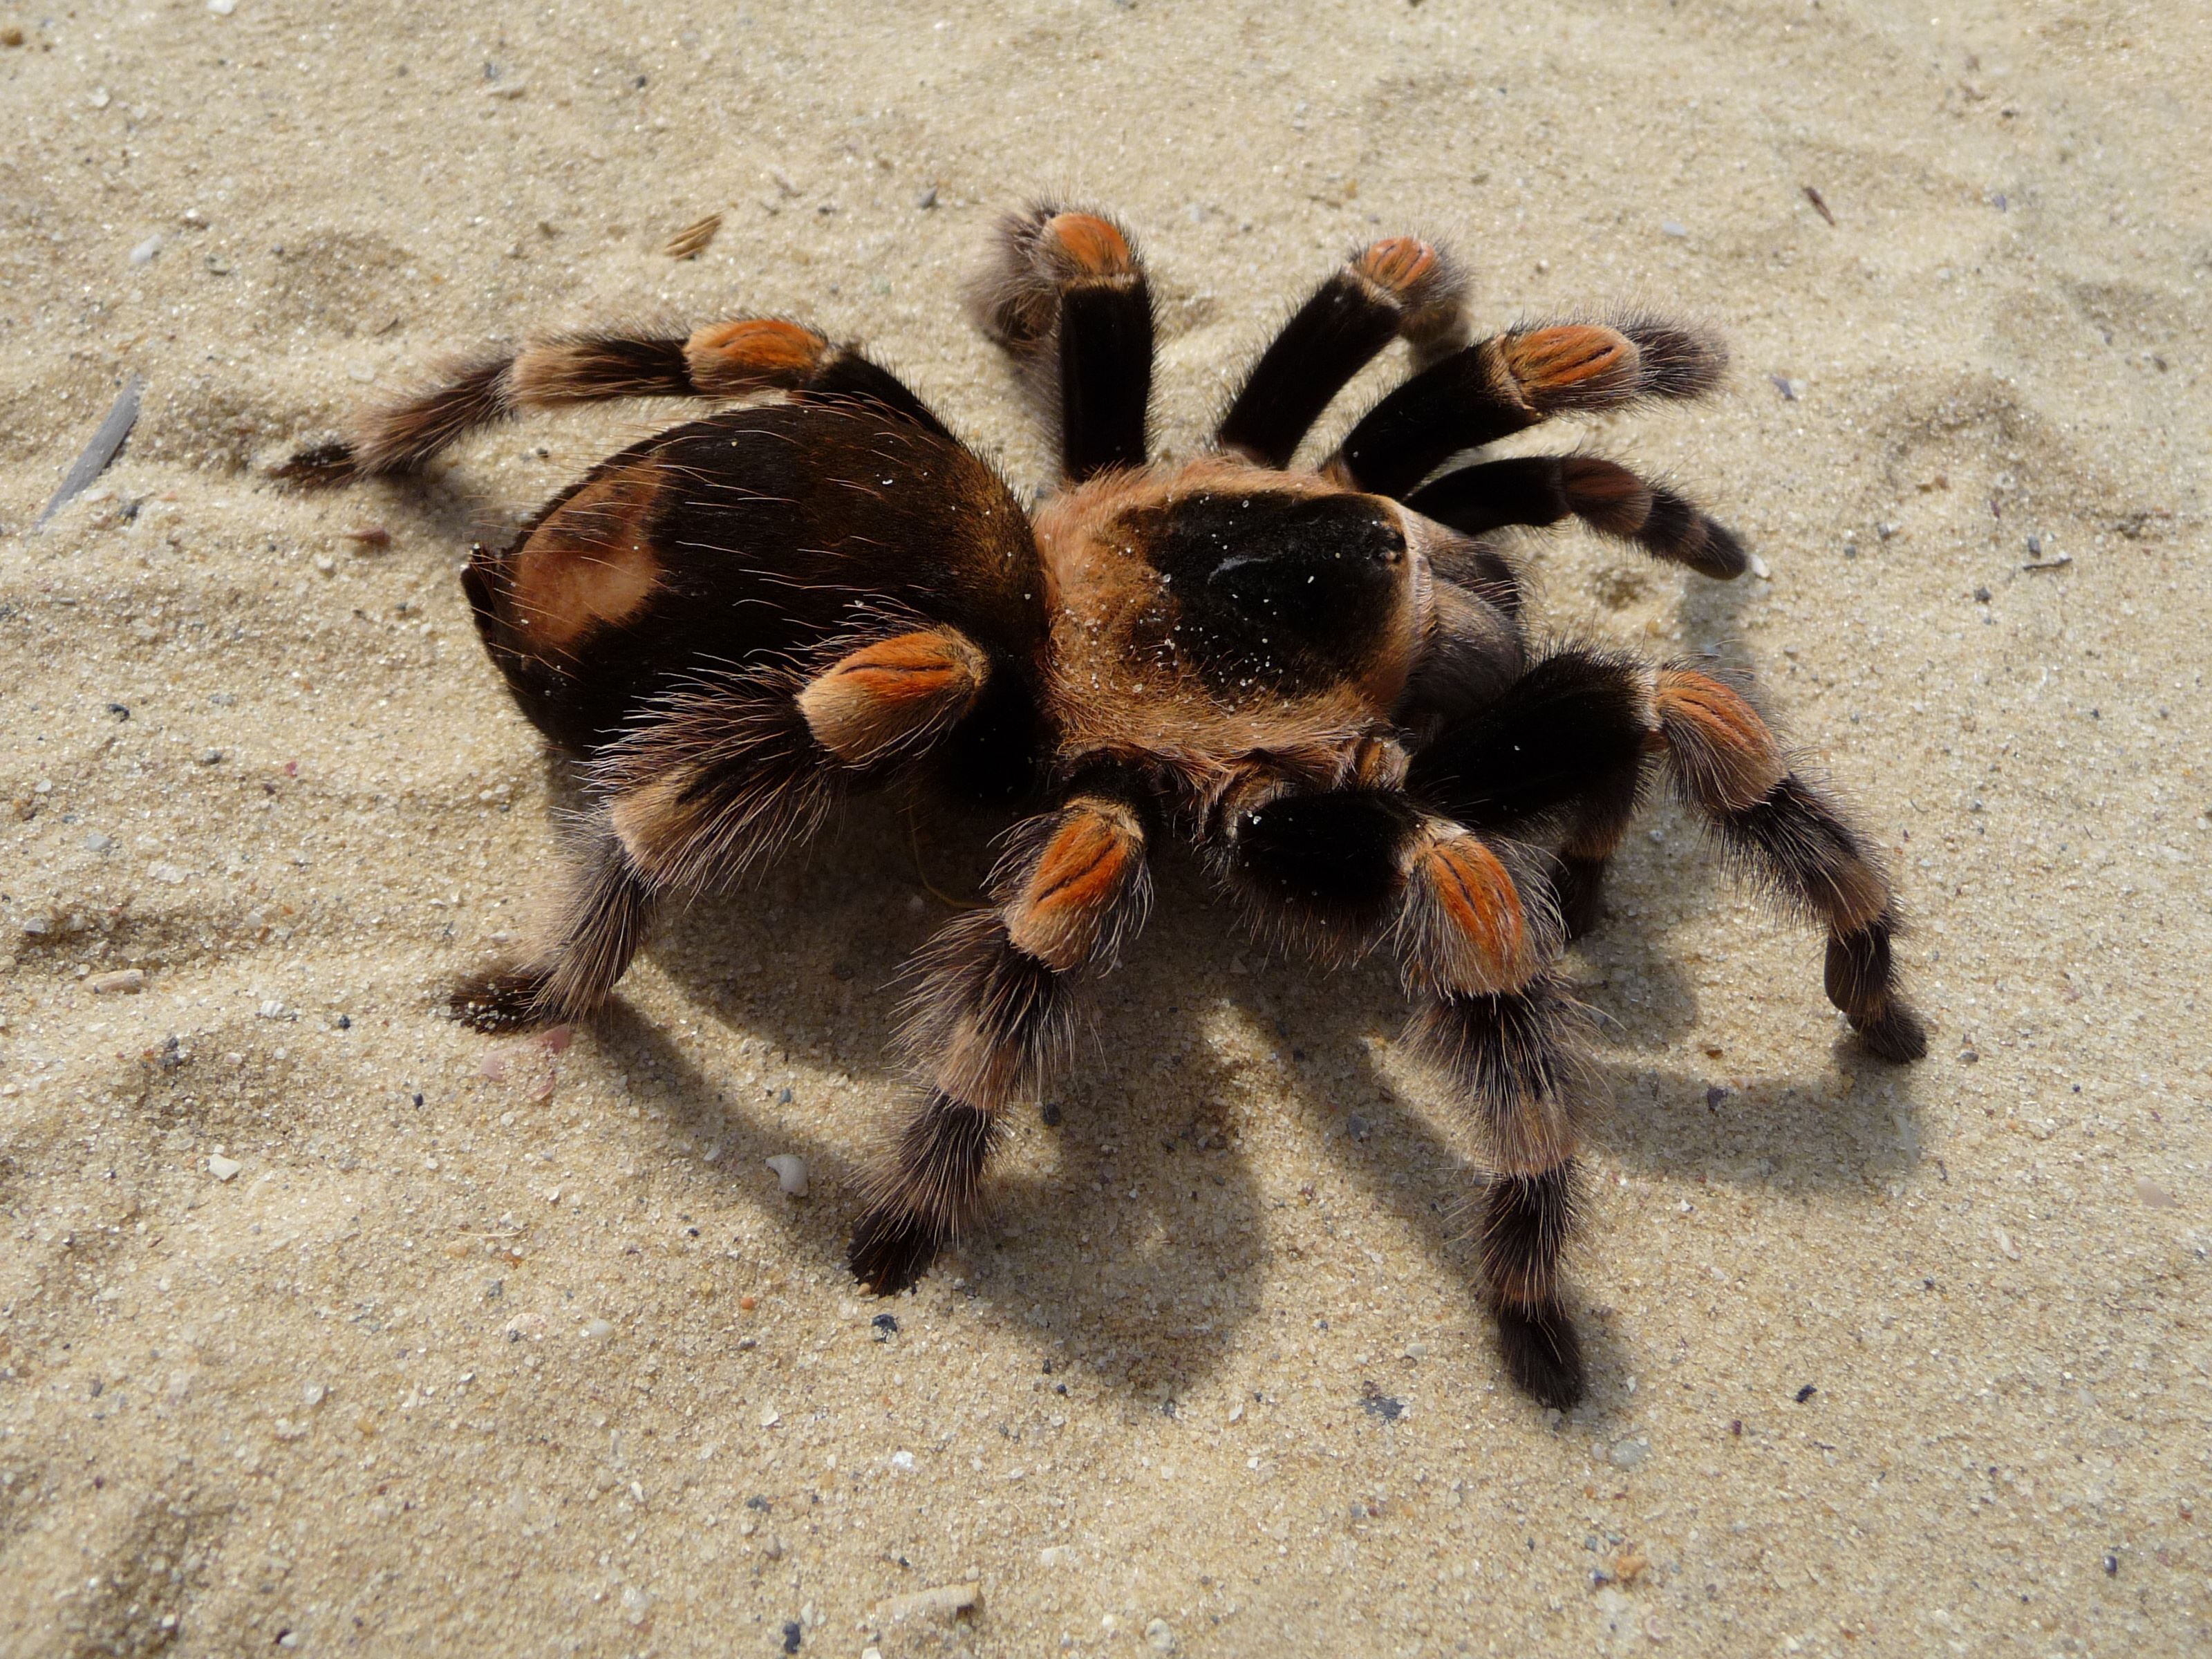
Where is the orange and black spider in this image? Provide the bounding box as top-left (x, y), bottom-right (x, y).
top-left (279, 204), bottom-right (1924, 1409)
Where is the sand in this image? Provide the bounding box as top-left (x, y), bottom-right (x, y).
top-left (3, 1), bottom-right (2208, 1654)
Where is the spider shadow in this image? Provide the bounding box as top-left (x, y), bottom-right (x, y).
top-left (561, 789), bottom-right (1275, 1403)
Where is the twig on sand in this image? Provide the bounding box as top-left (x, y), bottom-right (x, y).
top-left (37, 374), bottom-right (144, 528)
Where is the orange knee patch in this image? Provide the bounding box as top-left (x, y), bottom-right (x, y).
top-left (1653, 669), bottom-right (1785, 813)
top-left (1408, 830), bottom-right (1533, 994)
top-left (1500, 324), bottom-right (1638, 409)
top-left (505, 460), bottom-right (666, 654)
top-left (1006, 801), bottom-right (1145, 972)
top-left (1042, 212), bottom-right (1136, 279)
top-left (1356, 236), bottom-right (1440, 298)
top-left (683, 319), bottom-right (829, 396)
top-left (796, 630), bottom-right (988, 765)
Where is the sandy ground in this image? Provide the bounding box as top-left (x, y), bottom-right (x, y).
top-left (3, 1), bottom-right (2209, 1654)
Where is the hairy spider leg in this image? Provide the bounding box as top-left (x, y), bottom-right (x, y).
top-left (1215, 235), bottom-right (1469, 469)
top-left (449, 626), bottom-right (997, 1033)
top-left (968, 204), bottom-right (1154, 480)
top-left (1215, 778), bottom-right (1591, 1407)
top-left (850, 786), bottom-right (1153, 1293)
top-left (1412, 650), bottom-right (1928, 1061)
top-left (1328, 317), bottom-right (1728, 500)
top-left (1405, 452), bottom-right (1748, 579)
top-left (274, 320), bottom-right (942, 484)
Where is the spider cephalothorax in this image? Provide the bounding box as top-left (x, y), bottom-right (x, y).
top-left (279, 205), bottom-right (1924, 1407)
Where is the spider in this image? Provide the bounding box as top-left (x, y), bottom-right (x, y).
top-left (279, 203), bottom-right (1925, 1407)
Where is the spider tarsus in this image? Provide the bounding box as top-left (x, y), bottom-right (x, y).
top-left (847, 1206), bottom-right (939, 1296)
top-left (448, 968), bottom-right (554, 1034)
top-left (1852, 1000), bottom-right (1929, 1064)
top-left (1494, 1298), bottom-right (1586, 1409)
top-left (270, 438), bottom-right (361, 488)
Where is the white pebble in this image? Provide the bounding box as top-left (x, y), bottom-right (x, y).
top-left (207, 1154), bottom-right (242, 1181)
top-left (1660, 220), bottom-right (1689, 238)
top-left (759, 1405), bottom-right (781, 1428)
top-left (301, 1382), bottom-right (326, 1407)
top-left (207, 0), bottom-right (237, 14)
top-left (765, 1154), bottom-right (808, 1197)
top-left (1748, 552), bottom-right (1772, 581)
top-left (1609, 1437), bottom-right (1649, 1470)
top-left (129, 234), bottom-right (163, 265)
top-left (313, 554), bottom-right (336, 574)
top-left (88, 968), bottom-right (144, 995)
top-left (877, 1582), bottom-right (980, 1624)
top-left (1147, 1618), bottom-right (1177, 1652)
top-left (581, 1317), bottom-right (614, 1340)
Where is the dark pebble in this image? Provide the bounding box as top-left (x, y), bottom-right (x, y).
top-left (1360, 1382), bottom-right (1405, 1421)
top-left (1040, 1102), bottom-right (1062, 1127)
top-left (1794, 1384), bottom-right (1817, 1403)
top-left (782, 1620), bottom-right (802, 1653)
top-left (2103, 1553), bottom-right (2119, 1576)
top-left (872, 1313), bottom-right (899, 1340)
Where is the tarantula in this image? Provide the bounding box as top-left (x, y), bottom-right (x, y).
top-left (279, 205), bottom-right (1925, 1407)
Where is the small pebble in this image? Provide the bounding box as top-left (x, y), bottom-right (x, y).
top-left (84, 830), bottom-right (116, 852)
top-left (1609, 1438), bottom-right (1649, 1470)
top-left (129, 234), bottom-right (163, 266)
top-left (2135, 1177), bottom-right (2174, 1210)
top-left (341, 525), bottom-right (392, 549)
top-left (207, 1154), bottom-right (242, 1181)
top-left (766, 1154), bottom-right (808, 1196)
top-left (915, 186), bottom-right (939, 209)
top-left (581, 1317), bottom-right (614, 1340)
top-left (1360, 1382), bottom-right (1405, 1421)
top-left (1747, 552), bottom-right (1771, 580)
top-left (1146, 1618), bottom-right (1177, 1653)
top-left (207, 0), bottom-right (237, 14)
top-left (875, 1582), bottom-right (980, 1624)
top-left (313, 554), bottom-right (336, 575)
top-left (1794, 1384), bottom-right (1817, 1403)
top-left (872, 1313), bottom-right (899, 1340)
top-left (88, 968), bottom-right (144, 995)
top-left (1660, 220), bottom-right (1689, 237)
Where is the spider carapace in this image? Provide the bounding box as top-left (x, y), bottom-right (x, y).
top-left (281, 205), bottom-right (1924, 1407)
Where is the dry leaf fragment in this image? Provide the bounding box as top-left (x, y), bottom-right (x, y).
top-left (664, 213), bottom-right (723, 259)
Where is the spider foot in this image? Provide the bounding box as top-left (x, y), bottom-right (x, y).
top-left (449, 968), bottom-right (555, 1034)
top-left (848, 1206), bottom-right (940, 1296)
top-left (1496, 1297), bottom-right (1586, 1409)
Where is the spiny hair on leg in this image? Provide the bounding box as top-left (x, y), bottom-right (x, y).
top-left (897, 910), bottom-right (1075, 1112)
top-left (1404, 971), bottom-right (1597, 1178)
